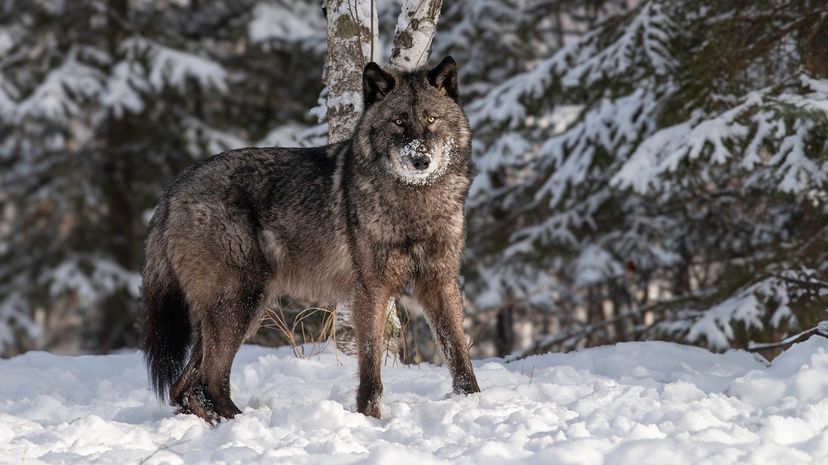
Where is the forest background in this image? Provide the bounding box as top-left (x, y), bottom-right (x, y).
top-left (1, 0), bottom-right (826, 361)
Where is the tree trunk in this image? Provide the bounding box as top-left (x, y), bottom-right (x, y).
top-left (610, 280), bottom-right (631, 342)
top-left (322, 0), bottom-right (391, 356)
top-left (98, 0), bottom-right (137, 352)
top-left (322, 0), bottom-right (377, 142)
top-left (325, 0), bottom-right (444, 357)
top-left (585, 285), bottom-right (605, 347)
top-left (388, 0), bottom-right (443, 70)
top-left (495, 304), bottom-right (514, 357)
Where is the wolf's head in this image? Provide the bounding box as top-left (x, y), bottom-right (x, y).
top-left (353, 57), bottom-right (471, 186)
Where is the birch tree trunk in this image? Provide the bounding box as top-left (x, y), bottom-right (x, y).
top-left (322, 0), bottom-right (377, 142)
top-left (322, 0), bottom-right (397, 357)
top-left (388, 0), bottom-right (443, 70)
top-left (324, 0), bottom-right (443, 358)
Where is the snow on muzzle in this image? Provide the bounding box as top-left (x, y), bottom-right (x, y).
top-left (393, 139), bottom-right (448, 185)
top-left (400, 140), bottom-right (432, 171)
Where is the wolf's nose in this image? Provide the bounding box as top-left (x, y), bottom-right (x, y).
top-left (411, 156), bottom-right (431, 171)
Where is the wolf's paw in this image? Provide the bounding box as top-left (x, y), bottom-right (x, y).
top-left (356, 389), bottom-right (383, 419)
top-left (357, 381), bottom-right (383, 419)
top-left (357, 397), bottom-right (382, 419)
top-left (173, 384), bottom-right (239, 425)
top-left (453, 374), bottom-right (481, 395)
top-left (213, 397), bottom-right (243, 421)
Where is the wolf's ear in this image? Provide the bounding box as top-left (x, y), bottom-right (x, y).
top-left (363, 62), bottom-right (395, 109)
top-left (428, 56), bottom-right (459, 101)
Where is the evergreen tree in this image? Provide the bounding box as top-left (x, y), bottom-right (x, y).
top-left (461, 0), bottom-right (828, 355)
top-left (3, 0), bottom-right (825, 358)
top-left (0, 0), bottom-right (325, 355)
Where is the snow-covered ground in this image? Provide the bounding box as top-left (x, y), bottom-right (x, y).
top-left (2, 338), bottom-right (828, 465)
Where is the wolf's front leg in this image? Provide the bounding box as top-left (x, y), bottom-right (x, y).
top-left (352, 288), bottom-right (393, 418)
top-left (415, 275), bottom-right (480, 395)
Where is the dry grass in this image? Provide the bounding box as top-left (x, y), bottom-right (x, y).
top-left (261, 301), bottom-right (338, 361)
top-left (261, 299), bottom-right (434, 367)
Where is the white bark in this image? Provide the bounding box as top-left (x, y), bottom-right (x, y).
top-left (388, 0), bottom-right (443, 70)
top-left (334, 299), bottom-right (401, 357)
top-left (323, 1), bottom-right (400, 356)
top-left (325, 0), bottom-right (444, 357)
top-left (322, 0), bottom-right (378, 142)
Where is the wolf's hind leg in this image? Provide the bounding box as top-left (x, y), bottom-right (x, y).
top-left (170, 270), bottom-right (266, 423)
top-left (169, 334), bottom-right (203, 411)
top-left (199, 278), bottom-right (266, 421)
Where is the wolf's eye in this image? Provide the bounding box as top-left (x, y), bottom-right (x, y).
top-left (394, 118), bottom-right (403, 126)
top-left (427, 116), bottom-right (436, 124)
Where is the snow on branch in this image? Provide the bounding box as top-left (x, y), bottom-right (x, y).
top-left (537, 89), bottom-right (658, 208)
top-left (467, 55), bottom-right (561, 128)
top-left (573, 244), bottom-right (623, 287)
top-left (748, 323), bottom-right (828, 352)
top-left (121, 37), bottom-right (227, 93)
top-left (467, 0), bottom-right (675, 129)
top-left (14, 49), bottom-right (104, 123)
top-left (102, 60), bottom-right (148, 118)
top-left (181, 116), bottom-right (247, 156)
top-left (1, 36), bottom-right (227, 124)
top-left (656, 269), bottom-right (825, 350)
top-left (613, 80), bottom-right (828, 195)
top-left (558, 0), bottom-right (675, 86)
top-left (43, 256), bottom-right (142, 306)
top-left (248, 1), bottom-right (325, 45)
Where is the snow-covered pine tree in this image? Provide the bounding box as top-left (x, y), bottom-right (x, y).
top-left (464, 0), bottom-right (828, 356)
top-left (0, 0), bottom-right (326, 355)
top-left (432, 0), bottom-right (634, 355)
top-left (5, 0), bottom-right (823, 359)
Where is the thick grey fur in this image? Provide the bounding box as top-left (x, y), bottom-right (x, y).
top-left (141, 57), bottom-right (481, 423)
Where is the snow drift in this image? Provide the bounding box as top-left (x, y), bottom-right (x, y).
top-left (2, 338), bottom-right (828, 464)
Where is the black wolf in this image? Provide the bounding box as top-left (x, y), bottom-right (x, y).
top-left (141, 57), bottom-right (480, 422)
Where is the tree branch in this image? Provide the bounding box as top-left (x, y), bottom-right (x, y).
top-left (748, 322), bottom-right (828, 353)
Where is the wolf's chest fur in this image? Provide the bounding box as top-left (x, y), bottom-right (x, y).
top-left (255, 144), bottom-right (468, 304)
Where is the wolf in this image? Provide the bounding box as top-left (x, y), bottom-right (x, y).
top-left (141, 56), bottom-right (481, 423)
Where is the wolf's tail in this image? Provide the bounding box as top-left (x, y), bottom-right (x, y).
top-left (141, 227), bottom-right (191, 401)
